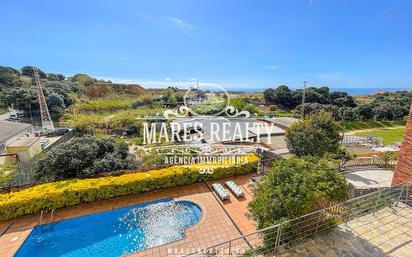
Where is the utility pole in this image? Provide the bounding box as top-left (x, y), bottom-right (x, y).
top-left (301, 81), bottom-right (308, 118)
top-left (33, 68), bottom-right (54, 130)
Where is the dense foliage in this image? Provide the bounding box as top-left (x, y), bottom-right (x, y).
top-left (248, 157), bottom-right (349, 229)
top-left (285, 112), bottom-right (341, 157)
top-left (229, 98), bottom-right (259, 115)
top-left (264, 85), bottom-right (356, 110)
top-left (35, 135), bottom-right (136, 180)
top-left (264, 85), bottom-right (411, 121)
top-left (0, 65), bottom-right (84, 120)
top-left (0, 155), bottom-right (258, 220)
top-left (63, 107), bottom-right (164, 135)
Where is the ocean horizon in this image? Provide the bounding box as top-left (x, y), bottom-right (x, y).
top-left (221, 87), bottom-right (411, 96)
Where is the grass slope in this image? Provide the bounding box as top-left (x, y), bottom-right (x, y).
top-left (355, 127), bottom-right (405, 145)
top-left (339, 120), bottom-right (406, 131)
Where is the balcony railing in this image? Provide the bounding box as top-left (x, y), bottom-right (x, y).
top-left (183, 183), bottom-right (411, 256)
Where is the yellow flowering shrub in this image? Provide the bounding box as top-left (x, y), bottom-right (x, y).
top-left (0, 155), bottom-right (258, 221)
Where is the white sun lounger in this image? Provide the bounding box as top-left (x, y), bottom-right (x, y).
top-left (212, 183), bottom-right (230, 200)
top-left (225, 181), bottom-right (245, 198)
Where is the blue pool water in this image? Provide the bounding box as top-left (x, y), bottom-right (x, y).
top-left (15, 198), bottom-right (202, 257)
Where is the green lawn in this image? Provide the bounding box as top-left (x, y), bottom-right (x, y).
top-left (355, 127), bottom-right (405, 145)
top-left (339, 120), bottom-right (406, 131)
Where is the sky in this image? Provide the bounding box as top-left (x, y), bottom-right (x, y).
top-left (1, 0), bottom-right (412, 90)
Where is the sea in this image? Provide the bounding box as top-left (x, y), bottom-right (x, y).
top-left (223, 87), bottom-right (411, 96)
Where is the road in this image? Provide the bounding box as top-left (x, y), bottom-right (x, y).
top-left (0, 112), bottom-right (11, 120)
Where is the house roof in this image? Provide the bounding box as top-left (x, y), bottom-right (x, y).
top-left (7, 137), bottom-right (40, 147)
top-left (262, 117), bottom-right (298, 129)
top-left (0, 121), bottom-right (33, 143)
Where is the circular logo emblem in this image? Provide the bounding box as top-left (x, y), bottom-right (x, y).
top-left (183, 83), bottom-right (230, 116)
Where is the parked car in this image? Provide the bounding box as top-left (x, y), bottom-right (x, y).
top-left (6, 115), bottom-right (22, 122)
top-left (42, 128), bottom-right (71, 137)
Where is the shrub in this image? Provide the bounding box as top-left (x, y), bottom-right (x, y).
top-left (380, 151), bottom-right (399, 168)
top-left (285, 112), bottom-right (341, 157)
top-left (0, 155), bottom-right (258, 220)
top-left (35, 135), bottom-right (136, 181)
top-left (248, 156), bottom-right (349, 230)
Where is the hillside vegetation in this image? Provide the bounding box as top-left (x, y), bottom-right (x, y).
top-left (0, 65), bottom-right (149, 122)
top-left (85, 82), bottom-right (149, 98)
top-left (264, 85), bottom-right (411, 122)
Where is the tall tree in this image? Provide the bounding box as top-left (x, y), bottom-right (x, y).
top-left (21, 66), bottom-right (46, 78)
top-left (285, 112), bottom-right (341, 157)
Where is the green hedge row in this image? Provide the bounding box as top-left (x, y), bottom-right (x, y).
top-left (0, 157), bottom-right (258, 221)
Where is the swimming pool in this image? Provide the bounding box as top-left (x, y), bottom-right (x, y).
top-left (14, 198), bottom-right (202, 257)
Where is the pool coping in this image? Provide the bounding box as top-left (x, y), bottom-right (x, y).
top-left (12, 198), bottom-right (206, 257)
top-left (1, 182), bottom-right (215, 257)
top-left (178, 198), bottom-right (207, 234)
top-left (1, 175), bottom-right (254, 257)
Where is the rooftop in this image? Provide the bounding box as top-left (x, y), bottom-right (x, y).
top-left (7, 137), bottom-right (40, 147)
top-left (0, 121), bottom-right (33, 143)
top-left (262, 117), bottom-right (299, 129)
top-left (344, 168), bottom-right (394, 189)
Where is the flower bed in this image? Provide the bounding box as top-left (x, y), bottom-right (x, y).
top-left (0, 155), bottom-right (258, 220)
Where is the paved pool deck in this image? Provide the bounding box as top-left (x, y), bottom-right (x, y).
top-left (0, 174), bottom-right (257, 257)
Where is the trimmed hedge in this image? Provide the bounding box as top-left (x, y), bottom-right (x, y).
top-left (0, 155), bottom-right (258, 221)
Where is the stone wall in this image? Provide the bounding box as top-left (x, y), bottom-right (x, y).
top-left (392, 104), bottom-right (412, 185)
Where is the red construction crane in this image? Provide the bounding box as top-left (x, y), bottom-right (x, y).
top-left (33, 68), bottom-right (54, 130)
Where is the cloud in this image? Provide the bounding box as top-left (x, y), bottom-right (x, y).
top-left (264, 65), bottom-right (281, 71)
top-left (95, 76), bottom-right (265, 90)
top-left (370, 2), bottom-right (400, 24)
top-left (164, 78), bottom-right (171, 81)
top-left (139, 80), bottom-right (219, 89)
top-left (168, 17), bottom-right (195, 31)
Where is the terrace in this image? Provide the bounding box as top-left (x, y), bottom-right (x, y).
top-left (0, 174), bottom-right (257, 257)
top-left (2, 171), bottom-right (410, 257)
top-left (183, 183), bottom-right (412, 257)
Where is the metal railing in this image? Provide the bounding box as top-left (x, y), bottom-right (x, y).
top-left (340, 135), bottom-right (382, 146)
top-left (341, 157), bottom-right (396, 169)
top-left (183, 183), bottom-right (411, 256)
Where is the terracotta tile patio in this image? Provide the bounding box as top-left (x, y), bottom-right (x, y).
top-left (206, 174), bottom-right (257, 235)
top-left (0, 174), bottom-right (257, 257)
